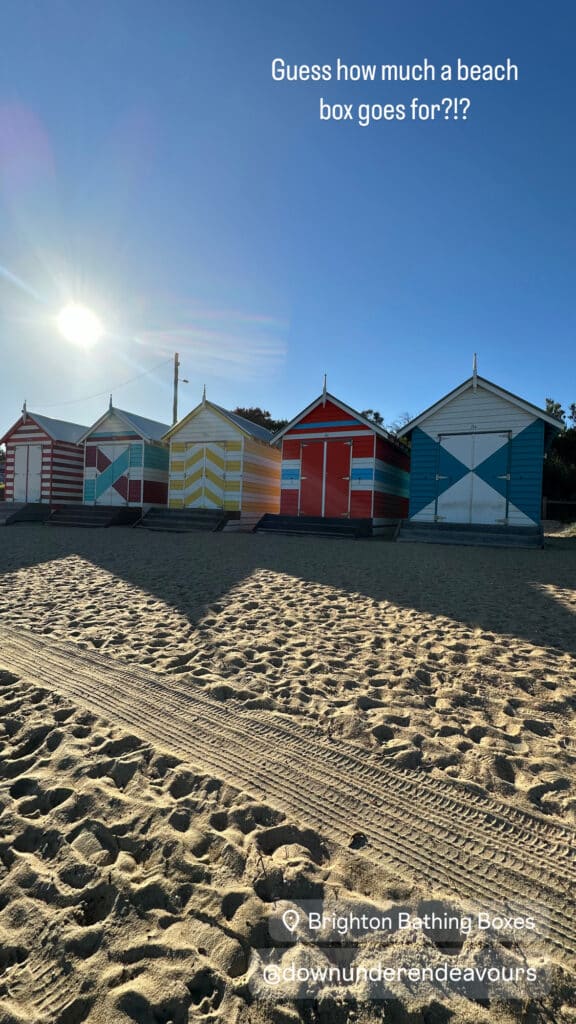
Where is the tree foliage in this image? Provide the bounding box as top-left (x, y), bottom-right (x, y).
top-left (361, 409), bottom-right (412, 435)
top-left (544, 398), bottom-right (576, 500)
top-left (232, 407), bottom-right (288, 434)
top-left (545, 398), bottom-right (566, 424)
top-left (361, 409), bottom-right (384, 426)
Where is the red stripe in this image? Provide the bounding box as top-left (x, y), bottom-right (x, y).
top-left (350, 491), bottom-right (372, 518)
top-left (6, 432), bottom-right (49, 443)
top-left (373, 492), bottom-right (409, 517)
top-left (142, 480), bottom-right (166, 503)
top-left (50, 449), bottom-right (84, 459)
top-left (280, 490), bottom-right (299, 515)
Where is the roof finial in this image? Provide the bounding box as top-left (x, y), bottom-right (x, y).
top-left (109, 393), bottom-right (113, 411)
top-left (202, 384), bottom-right (206, 405)
top-left (472, 353), bottom-right (478, 389)
top-left (22, 400), bottom-right (27, 423)
top-left (322, 373), bottom-right (327, 406)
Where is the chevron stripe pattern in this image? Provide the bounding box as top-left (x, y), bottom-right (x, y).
top-left (168, 442), bottom-right (240, 510)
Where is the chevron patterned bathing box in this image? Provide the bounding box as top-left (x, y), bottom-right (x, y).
top-left (164, 400), bottom-right (281, 517)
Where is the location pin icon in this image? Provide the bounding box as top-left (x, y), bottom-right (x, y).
top-left (282, 908), bottom-right (300, 934)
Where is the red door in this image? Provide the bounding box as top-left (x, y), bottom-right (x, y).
top-left (299, 442), bottom-right (324, 515)
top-left (325, 441), bottom-right (351, 516)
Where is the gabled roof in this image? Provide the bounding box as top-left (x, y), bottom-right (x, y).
top-left (78, 406), bottom-right (170, 444)
top-left (271, 391), bottom-right (409, 451)
top-left (162, 400), bottom-right (274, 443)
top-left (0, 411), bottom-right (87, 446)
top-left (399, 375), bottom-right (565, 437)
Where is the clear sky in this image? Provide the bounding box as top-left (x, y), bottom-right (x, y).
top-left (0, 0), bottom-right (574, 434)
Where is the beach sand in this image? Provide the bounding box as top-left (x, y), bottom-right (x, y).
top-left (0, 526), bottom-right (575, 1022)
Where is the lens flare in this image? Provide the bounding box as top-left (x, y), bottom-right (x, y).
top-left (57, 304), bottom-right (103, 348)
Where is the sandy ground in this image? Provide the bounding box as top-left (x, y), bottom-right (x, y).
top-left (0, 526), bottom-right (575, 1022)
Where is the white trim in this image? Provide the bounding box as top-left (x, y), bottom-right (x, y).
top-left (272, 391), bottom-right (407, 449)
top-left (371, 433), bottom-right (376, 519)
top-left (400, 375), bottom-right (564, 436)
top-left (78, 408), bottom-right (145, 444)
top-left (283, 429), bottom-right (374, 441)
top-left (321, 441), bottom-right (327, 516)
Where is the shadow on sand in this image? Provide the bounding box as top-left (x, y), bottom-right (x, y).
top-left (0, 525), bottom-right (575, 661)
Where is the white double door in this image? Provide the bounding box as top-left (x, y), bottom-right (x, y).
top-left (13, 445), bottom-right (43, 502)
top-left (436, 432), bottom-right (510, 524)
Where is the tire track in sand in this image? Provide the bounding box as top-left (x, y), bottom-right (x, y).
top-left (1, 626), bottom-right (575, 965)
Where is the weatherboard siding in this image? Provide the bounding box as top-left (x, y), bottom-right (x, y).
top-left (241, 437), bottom-right (281, 514)
top-left (82, 411), bottom-right (169, 507)
top-left (171, 407), bottom-right (241, 444)
top-left (408, 428), bottom-right (439, 519)
top-left (508, 419), bottom-right (545, 525)
top-left (420, 388), bottom-right (534, 438)
top-left (3, 418), bottom-right (84, 504)
top-left (279, 396), bottom-right (410, 522)
top-left (407, 383), bottom-right (550, 526)
top-left (167, 425), bottom-right (280, 515)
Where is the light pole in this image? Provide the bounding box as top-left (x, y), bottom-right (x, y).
top-left (172, 352), bottom-right (189, 424)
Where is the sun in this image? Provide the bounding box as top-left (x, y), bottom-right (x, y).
top-left (57, 304), bottom-right (103, 348)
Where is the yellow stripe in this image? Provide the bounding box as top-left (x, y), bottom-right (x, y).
top-left (243, 482), bottom-right (281, 497)
top-left (204, 467), bottom-right (224, 488)
top-left (183, 450), bottom-right (204, 472)
top-left (205, 450), bottom-right (226, 471)
top-left (181, 488), bottom-right (203, 506)
top-left (203, 486), bottom-right (224, 507)
top-left (242, 497), bottom-right (280, 512)
top-left (184, 467), bottom-right (204, 486)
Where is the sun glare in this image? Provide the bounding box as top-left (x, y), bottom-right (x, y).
top-left (57, 304), bottom-right (103, 348)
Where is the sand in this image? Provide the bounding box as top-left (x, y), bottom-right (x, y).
top-left (0, 526), bottom-right (575, 1022)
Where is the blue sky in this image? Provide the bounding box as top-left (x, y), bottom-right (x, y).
top-left (0, 0), bottom-right (574, 433)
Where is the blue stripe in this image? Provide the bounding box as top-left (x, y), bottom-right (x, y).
top-left (144, 444), bottom-right (169, 470)
top-left (375, 467), bottom-right (410, 494)
top-left (129, 444), bottom-right (143, 468)
top-left (281, 469), bottom-right (300, 481)
top-left (291, 420), bottom-right (361, 430)
top-left (91, 431), bottom-right (140, 439)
